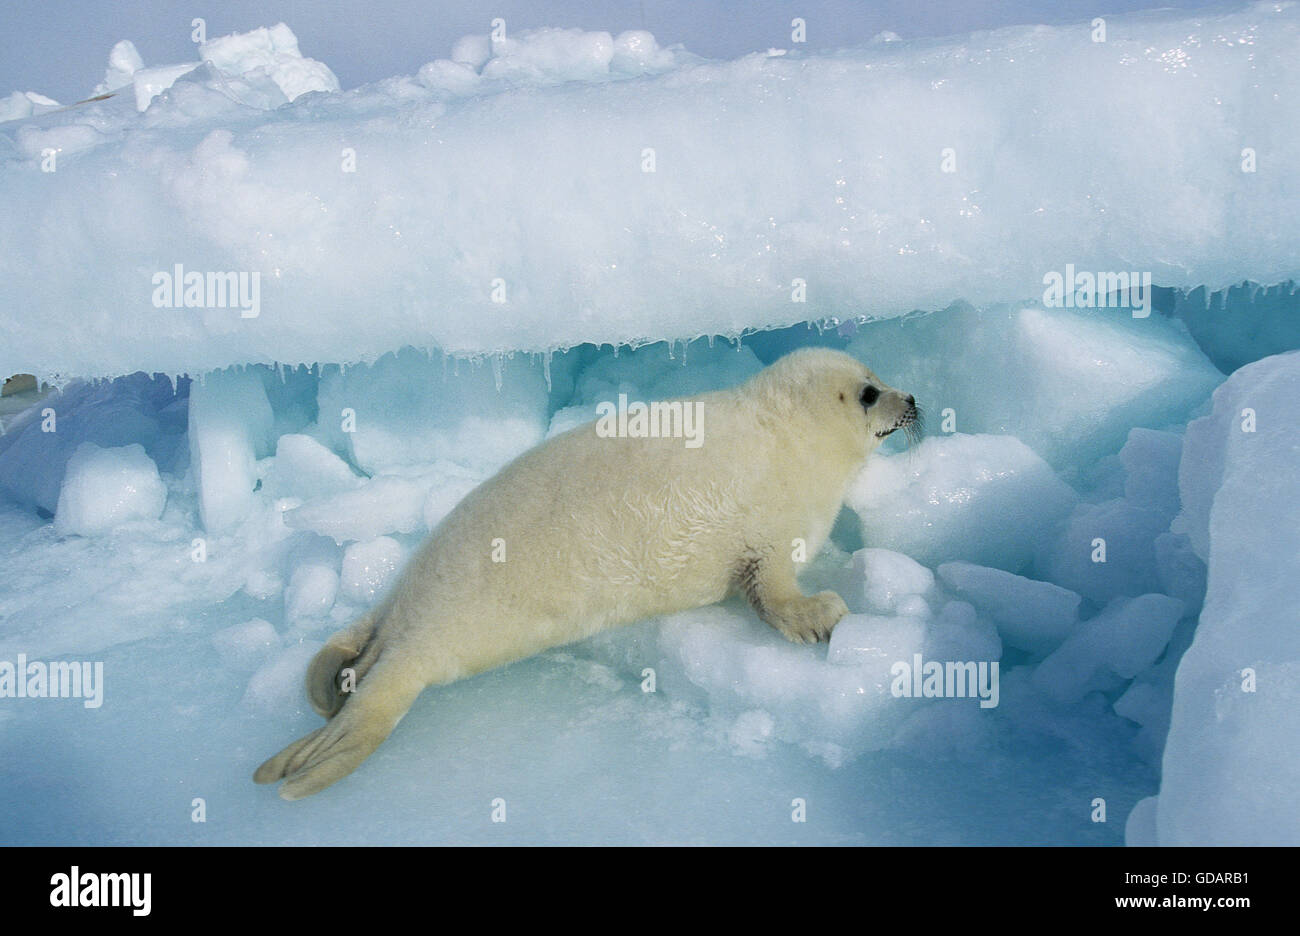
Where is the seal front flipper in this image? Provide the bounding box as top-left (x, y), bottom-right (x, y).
top-left (254, 658), bottom-right (426, 800)
top-left (738, 552), bottom-right (848, 644)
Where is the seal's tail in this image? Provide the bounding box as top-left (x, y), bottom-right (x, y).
top-left (253, 656), bottom-right (426, 800)
top-left (305, 610), bottom-right (380, 718)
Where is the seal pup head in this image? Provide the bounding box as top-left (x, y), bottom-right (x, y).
top-left (754, 348), bottom-right (919, 458)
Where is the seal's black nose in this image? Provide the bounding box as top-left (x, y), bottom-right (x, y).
top-left (905, 394), bottom-right (915, 406)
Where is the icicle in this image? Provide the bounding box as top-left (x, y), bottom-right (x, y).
top-left (706, 334), bottom-right (715, 349)
top-left (491, 353), bottom-right (503, 392)
top-left (542, 350), bottom-right (553, 393)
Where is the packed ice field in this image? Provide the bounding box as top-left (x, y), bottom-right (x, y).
top-left (1, 6), bottom-right (1298, 845)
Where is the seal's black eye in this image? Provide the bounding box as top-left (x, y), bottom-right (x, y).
top-left (860, 385), bottom-right (880, 408)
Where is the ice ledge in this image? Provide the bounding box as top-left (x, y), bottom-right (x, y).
top-left (2, 4), bottom-right (1299, 378)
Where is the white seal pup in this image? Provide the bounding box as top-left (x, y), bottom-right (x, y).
top-left (255, 347), bottom-right (918, 799)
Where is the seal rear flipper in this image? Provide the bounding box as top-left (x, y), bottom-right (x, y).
top-left (306, 610), bottom-right (380, 718)
top-left (276, 721), bottom-right (389, 802)
top-left (252, 705), bottom-right (394, 800)
top-left (254, 660), bottom-right (426, 800)
top-left (305, 645), bottom-right (354, 718)
top-left (252, 726), bottom-right (325, 785)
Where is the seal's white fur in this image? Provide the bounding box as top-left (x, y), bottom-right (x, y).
top-left (254, 348), bottom-right (914, 799)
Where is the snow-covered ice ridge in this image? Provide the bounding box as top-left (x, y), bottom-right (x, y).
top-left (1128, 351), bottom-right (1300, 846)
top-left (3, 5), bottom-right (1300, 378)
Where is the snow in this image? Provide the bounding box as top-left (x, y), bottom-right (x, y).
top-left (1152, 531), bottom-right (1207, 613)
top-left (316, 349), bottom-right (549, 476)
top-left (340, 537), bottom-right (404, 603)
top-left (1120, 429), bottom-right (1184, 518)
top-left (547, 342), bottom-right (763, 438)
top-left (95, 40), bottom-right (145, 95)
top-left (1038, 427), bottom-right (1197, 604)
top-left (0, 91), bottom-right (60, 123)
top-left (242, 641), bottom-right (322, 713)
top-left (1173, 281), bottom-right (1300, 375)
top-left (258, 433), bottom-right (361, 501)
top-left (53, 442), bottom-right (168, 536)
top-left (1124, 795), bottom-right (1159, 847)
top-left (595, 603), bottom-right (944, 766)
top-left (187, 367), bottom-right (273, 532)
top-left (1031, 594), bottom-right (1183, 704)
top-left (0, 373), bottom-right (188, 515)
top-left (924, 600), bottom-right (1002, 665)
top-left (198, 24), bottom-right (339, 104)
top-left (1113, 618), bottom-right (1196, 766)
top-left (846, 432), bottom-right (1078, 572)
top-left (3, 6), bottom-right (1300, 378)
top-left (848, 548), bottom-right (934, 614)
top-left (90, 24), bottom-right (338, 112)
top-left (846, 304), bottom-right (1221, 471)
top-left (826, 612), bottom-right (927, 668)
top-left (936, 561), bottom-right (1079, 658)
top-left (1147, 351), bottom-right (1300, 845)
top-left (285, 471), bottom-right (438, 543)
top-left (210, 617), bottom-right (280, 673)
top-left (284, 562), bottom-right (339, 623)
top-left (1042, 501), bottom-right (1170, 604)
